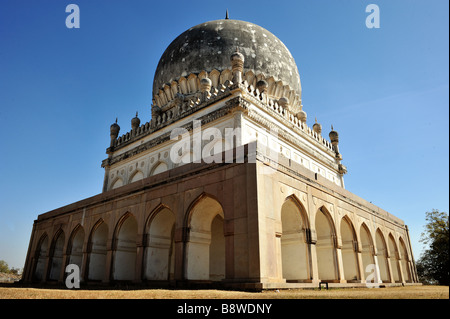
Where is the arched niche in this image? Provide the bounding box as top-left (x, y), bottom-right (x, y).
top-left (112, 214), bottom-right (138, 281)
top-left (67, 225), bottom-right (85, 273)
top-left (33, 234), bottom-right (49, 282)
top-left (360, 223), bottom-right (375, 279)
top-left (143, 206), bottom-right (176, 281)
top-left (315, 207), bottom-right (338, 281)
top-left (375, 229), bottom-right (390, 283)
top-left (185, 195), bottom-right (225, 281)
top-left (280, 196), bottom-right (310, 282)
top-left (87, 220), bottom-right (108, 281)
top-left (48, 230), bottom-right (65, 281)
top-left (388, 234), bottom-right (401, 283)
top-left (340, 217), bottom-right (360, 282)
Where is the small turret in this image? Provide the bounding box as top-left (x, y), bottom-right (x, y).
top-left (110, 118), bottom-right (120, 147)
top-left (329, 125), bottom-right (341, 159)
top-left (131, 112), bottom-right (140, 131)
top-left (297, 107), bottom-right (307, 124)
top-left (313, 118), bottom-right (322, 135)
top-left (256, 80), bottom-right (268, 94)
top-left (278, 97), bottom-right (289, 108)
top-left (230, 48), bottom-right (245, 84)
top-left (200, 77), bottom-right (212, 93)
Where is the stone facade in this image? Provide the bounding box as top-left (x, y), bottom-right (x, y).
top-left (22, 18), bottom-right (419, 289)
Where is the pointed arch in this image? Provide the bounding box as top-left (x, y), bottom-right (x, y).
top-left (399, 237), bottom-right (412, 283)
top-left (86, 219), bottom-right (108, 281)
top-left (67, 224), bottom-right (85, 273)
top-left (280, 195), bottom-right (311, 281)
top-left (143, 204), bottom-right (176, 281)
top-left (33, 233), bottom-right (49, 282)
top-left (388, 233), bottom-right (401, 282)
top-left (340, 216), bottom-right (360, 281)
top-left (48, 229), bottom-right (65, 281)
top-left (129, 169), bottom-right (144, 184)
top-left (112, 212), bottom-right (138, 281)
top-left (315, 206), bottom-right (339, 281)
top-left (375, 229), bottom-right (390, 283)
top-left (359, 222), bottom-right (375, 279)
top-left (184, 193), bottom-right (225, 281)
top-left (150, 161), bottom-right (168, 176)
top-left (110, 177), bottom-right (124, 190)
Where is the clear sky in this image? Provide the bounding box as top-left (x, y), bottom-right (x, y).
top-left (0, 0), bottom-right (448, 269)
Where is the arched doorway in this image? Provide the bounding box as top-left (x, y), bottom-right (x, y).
top-left (315, 207), bottom-right (338, 281)
top-left (375, 229), bottom-right (390, 283)
top-left (48, 230), bottom-right (65, 281)
top-left (360, 223), bottom-right (375, 280)
top-left (143, 206), bottom-right (175, 281)
top-left (280, 197), bottom-right (310, 281)
top-left (112, 214), bottom-right (138, 281)
top-left (388, 234), bottom-right (401, 282)
top-left (185, 195), bottom-right (225, 281)
top-left (340, 217), bottom-right (359, 281)
top-left (399, 238), bottom-right (412, 283)
top-left (87, 221), bottom-right (108, 281)
top-left (33, 234), bottom-right (48, 281)
top-left (67, 225), bottom-right (85, 273)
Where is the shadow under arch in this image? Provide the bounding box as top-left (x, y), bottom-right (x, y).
top-left (388, 233), bottom-right (401, 283)
top-left (85, 218), bottom-right (108, 282)
top-left (111, 212), bottom-right (138, 281)
top-left (375, 228), bottom-right (390, 283)
top-left (315, 206), bottom-right (339, 282)
top-left (32, 232), bottom-right (49, 282)
top-left (142, 204), bottom-right (176, 281)
top-left (339, 215), bottom-right (360, 282)
top-left (398, 236), bottom-right (412, 283)
top-left (183, 192), bottom-right (225, 282)
top-left (66, 224), bottom-right (85, 275)
top-left (48, 228), bottom-right (65, 281)
top-left (359, 222), bottom-right (376, 280)
top-left (280, 194), bottom-right (312, 282)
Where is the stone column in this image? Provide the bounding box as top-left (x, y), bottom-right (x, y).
top-left (306, 187), bottom-right (319, 284)
top-left (308, 233), bottom-right (319, 284)
top-left (372, 255), bottom-right (383, 285)
top-left (60, 253), bottom-right (69, 283)
top-left (42, 253), bottom-right (51, 283)
top-left (135, 234), bottom-right (145, 283)
top-left (80, 248), bottom-right (88, 283)
top-left (386, 253), bottom-right (395, 284)
top-left (104, 241), bottom-right (114, 283)
top-left (356, 245), bottom-right (365, 282)
top-left (335, 238), bottom-right (346, 283)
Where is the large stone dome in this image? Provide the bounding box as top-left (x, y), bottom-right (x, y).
top-left (153, 19), bottom-right (302, 99)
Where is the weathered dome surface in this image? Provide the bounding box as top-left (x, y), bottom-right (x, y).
top-left (153, 19), bottom-right (301, 98)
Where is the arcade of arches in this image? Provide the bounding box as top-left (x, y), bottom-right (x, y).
top-left (23, 160), bottom-right (418, 289)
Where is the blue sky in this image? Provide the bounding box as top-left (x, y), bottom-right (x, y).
top-left (0, 0), bottom-right (448, 269)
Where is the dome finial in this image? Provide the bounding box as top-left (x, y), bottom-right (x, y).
top-left (131, 112), bottom-right (141, 131)
top-left (313, 118), bottom-right (322, 134)
top-left (226, 9), bottom-right (229, 19)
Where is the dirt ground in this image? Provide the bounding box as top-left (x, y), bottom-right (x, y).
top-left (0, 285), bottom-right (448, 299)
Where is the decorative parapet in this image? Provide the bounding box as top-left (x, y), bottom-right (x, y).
top-left (153, 69), bottom-right (302, 115)
top-left (110, 77), bottom-right (334, 156)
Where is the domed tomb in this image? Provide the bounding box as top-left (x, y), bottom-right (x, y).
top-left (153, 19), bottom-right (302, 111)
